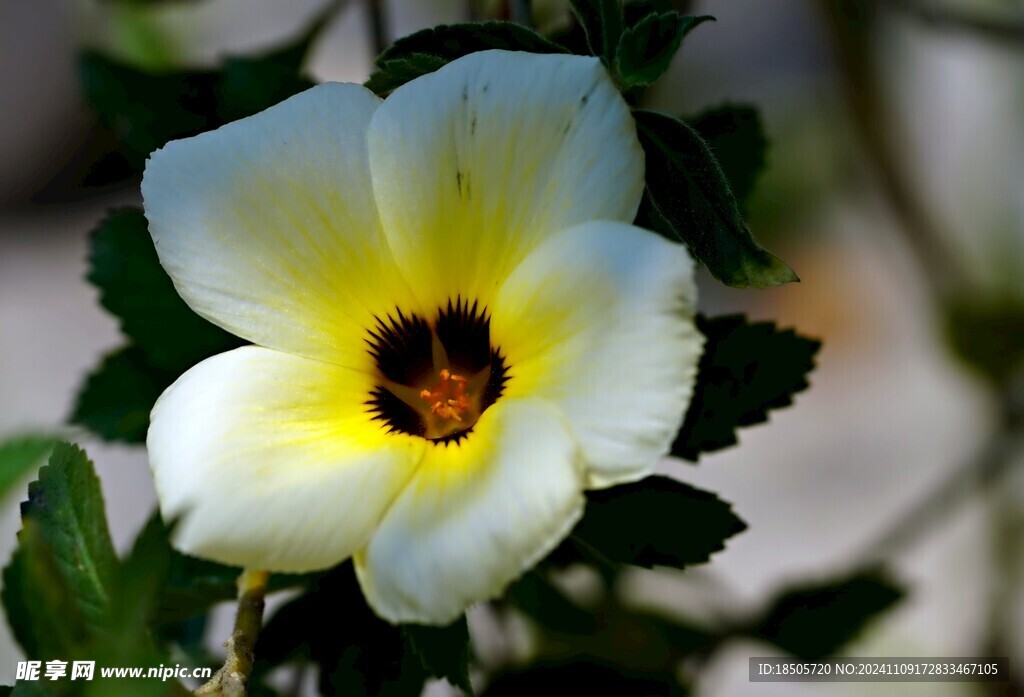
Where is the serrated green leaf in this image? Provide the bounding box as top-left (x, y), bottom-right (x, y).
top-left (751, 570), bottom-right (904, 658)
top-left (75, 208), bottom-right (243, 443)
top-left (366, 54), bottom-right (449, 96)
top-left (79, 3), bottom-right (335, 183)
top-left (570, 0), bottom-right (625, 64)
top-left (616, 13), bottom-right (713, 88)
top-left (71, 348), bottom-right (171, 444)
top-left (79, 52), bottom-right (220, 172)
top-left (568, 476), bottom-right (746, 569)
top-left (366, 22), bottom-right (566, 96)
top-left (634, 110), bottom-right (797, 288)
top-left (403, 617), bottom-right (473, 694)
top-left (378, 22), bottom-right (567, 64)
top-left (255, 564), bottom-right (426, 697)
top-left (689, 104), bottom-right (766, 210)
top-left (672, 314), bottom-right (820, 461)
top-left (0, 436), bottom-right (55, 501)
top-left (86, 208), bottom-right (242, 371)
top-left (3, 522), bottom-right (89, 659)
top-left (19, 443), bottom-right (119, 631)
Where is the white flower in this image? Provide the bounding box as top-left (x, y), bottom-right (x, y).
top-left (142, 50), bottom-right (703, 625)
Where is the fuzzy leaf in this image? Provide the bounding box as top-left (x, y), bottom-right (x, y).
top-left (570, 0), bottom-right (625, 64)
top-left (3, 444), bottom-right (117, 657)
top-left (404, 618), bottom-right (473, 694)
top-left (367, 23), bottom-right (566, 96)
top-left (3, 523), bottom-right (88, 659)
top-left (752, 570), bottom-right (904, 658)
top-left (71, 347), bottom-right (172, 444)
top-left (672, 314), bottom-right (820, 461)
top-left (86, 208), bottom-right (242, 371)
top-left (689, 104), bottom-right (767, 210)
top-left (255, 564), bottom-right (426, 697)
top-left (635, 109), bottom-right (796, 288)
top-left (74, 209), bottom-right (243, 443)
top-left (366, 54), bottom-right (449, 96)
top-left (616, 13), bottom-right (713, 87)
top-left (569, 476), bottom-right (746, 569)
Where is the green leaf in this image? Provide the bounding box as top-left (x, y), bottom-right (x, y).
top-left (86, 208), bottom-right (242, 371)
top-left (482, 662), bottom-right (688, 696)
top-left (366, 22), bottom-right (566, 96)
top-left (689, 104), bottom-right (767, 210)
top-left (944, 299), bottom-right (1024, 385)
top-left (503, 572), bottom-right (596, 635)
top-left (378, 22), bottom-right (567, 64)
top-left (71, 348), bottom-right (171, 444)
top-left (79, 51), bottom-right (220, 172)
top-left (255, 564), bottom-right (426, 697)
top-left (79, 3), bottom-right (334, 181)
top-left (569, 476), bottom-right (746, 569)
top-left (0, 436), bottom-right (55, 501)
top-left (403, 617), bottom-right (473, 694)
top-left (671, 314), bottom-right (820, 461)
top-left (570, 0), bottom-right (625, 64)
top-left (634, 110), bottom-right (797, 288)
top-left (21, 443), bottom-right (118, 628)
top-left (751, 570), bottom-right (904, 659)
top-left (616, 13), bottom-right (713, 87)
top-left (3, 522), bottom-right (89, 659)
top-left (3, 444), bottom-right (117, 659)
top-left (366, 54), bottom-right (448, 96)
top-left (74, 209), bottom-right (243, 443)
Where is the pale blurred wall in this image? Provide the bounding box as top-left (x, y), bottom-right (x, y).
top-left (0, 1), bottom-right (1018, 695)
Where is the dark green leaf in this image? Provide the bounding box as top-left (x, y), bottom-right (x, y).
top-left (79, 51), bottom-right (220, 172)
top-left (404, 618), bottom-right (473, 694)
top-left (3, 522), bottom-right (89, 659)
top-left (367, 23), bottom-right (566, 96)
top-left (144, 513), bottom-right (309, 624)
top-left (255, 564), bottom-right (426, 697)
top-left (671, 314), bottom-right (820, 461)
top-left (569, 476), bottom-right (746, 569)
top-left (0, 436), bottom-right (55, 501)
top-left (86, 208), bottom-right (242, 372)
top-left (377, 22), bottom-right (567, 64)
top-left (79, 3), bottom-right (334, 181)
top-left (71, 347), bottom-right (171, 444)
top-left (503, 572), bottom-right (596, 635)
top-left (616, 13), bottom-right (713, 87)
top-left (570, 0), bottom-right (625, 64)
top-left (751, 570), bottom-right (904, 658)
top-left (366, 54), bottom-right (449, 96)
top-left (17, 443), bottom-right (119, 632)
top-left (688, 104), bottom-right (766, 210)
top-left (74, 208), bottom-right (243, 443)
top-left (634, 110), bottom-right (797, 288)
top-left (944, 299), bottom-right (1024, 385)
top-left (482, 662), bottom-right (687, 696)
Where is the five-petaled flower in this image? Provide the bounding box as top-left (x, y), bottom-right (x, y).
top-left (143, 50), bottom-right (703, 625)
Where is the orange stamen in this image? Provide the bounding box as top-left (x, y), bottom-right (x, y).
top-left (419, 369), bottom-right (471, 422)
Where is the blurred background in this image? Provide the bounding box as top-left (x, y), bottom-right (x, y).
top-left (1, 0), bottom-right (1022, 695)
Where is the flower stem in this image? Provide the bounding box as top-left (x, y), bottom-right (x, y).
top-left (195, 569), bottom-right (270, 697)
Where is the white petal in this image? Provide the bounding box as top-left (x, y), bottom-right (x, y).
top-left (148, 346), bottom-right (424, 572)
top-left (367, 49), bottom-right (644, 312)
top-left (355, 399), bottom-right (585, 624)
top-left (142, 83), bottom-right (415, 370)
top-left (491, 222), bottom-right (702, 488)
